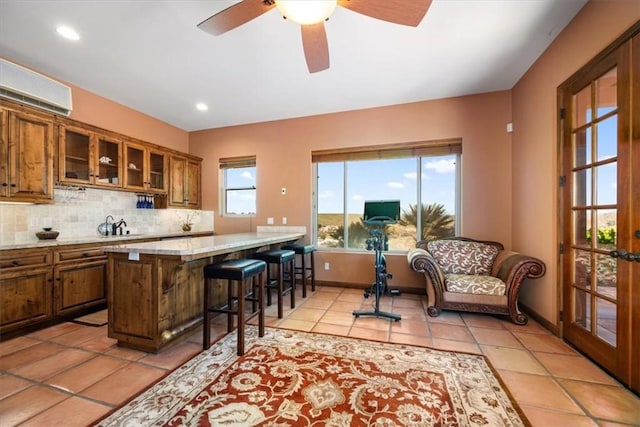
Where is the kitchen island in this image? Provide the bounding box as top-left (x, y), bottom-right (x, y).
top-left (103, 230), bottom-right (305, 352)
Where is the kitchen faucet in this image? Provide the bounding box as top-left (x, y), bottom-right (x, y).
top-left (113, 218), bottom-right (127, 236)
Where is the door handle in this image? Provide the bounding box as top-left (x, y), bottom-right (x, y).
top-left (609, 249), bottom-right (627, 258)
top-left (609, 249), bottom-right (640, 262)
top-left (635, 230), bottom-right (640, 239)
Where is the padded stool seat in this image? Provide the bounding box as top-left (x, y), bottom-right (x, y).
top-left (251, 249), bottom-right (295, 318)
top-left (282, 244), bottom-right (316, 298)
top-left (203, 259), bottom-right (266, 355)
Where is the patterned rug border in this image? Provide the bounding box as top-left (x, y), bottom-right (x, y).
top-left (93, 326), bottom-right (531, 426)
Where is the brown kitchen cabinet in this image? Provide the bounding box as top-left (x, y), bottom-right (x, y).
top-left (0, 107), bottom-right (54, 203)
top-left (123, 142), bottom-right (168, 193)
top-left (0, 248), bottom-right (53, 335)
top-left (53, 244), bottom-right (107, 316)
top-left (58, 124), bottom-right (123, 188)
top-left (168, 154), bottom-right (201, 209)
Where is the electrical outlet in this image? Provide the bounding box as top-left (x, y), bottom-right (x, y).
top-left (267, 217), bottom-right (274, 225)
top-left (282, 217), bottom-right (287, 225)
top-left (324, 262), bottom-right (330, 270)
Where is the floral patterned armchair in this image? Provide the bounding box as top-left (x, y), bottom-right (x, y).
top-left (407, 237), bottom-right (545, 325)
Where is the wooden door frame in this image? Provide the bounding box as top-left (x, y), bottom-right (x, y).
top-left (557, 21), bottom-right (640, 390)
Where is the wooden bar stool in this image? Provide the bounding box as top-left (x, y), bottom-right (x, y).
top-left (203, 258), bottom-right (266, 356)
top-left (251, 249), bottom-right (295, 318)
top-left (282, 244), bottom-right (316, 298)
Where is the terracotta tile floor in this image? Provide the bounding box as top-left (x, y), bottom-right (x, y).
top-left (1, 286), bottom-right (639, 426)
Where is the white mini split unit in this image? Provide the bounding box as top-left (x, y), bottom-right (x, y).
top-left (0, 58), bottom-right (72, 116)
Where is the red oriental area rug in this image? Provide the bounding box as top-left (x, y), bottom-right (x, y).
top-left (95, 327), bottom-right (529, 426)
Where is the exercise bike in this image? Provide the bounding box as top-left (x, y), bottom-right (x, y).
top-left (353, 201), bottom-right (401, 322)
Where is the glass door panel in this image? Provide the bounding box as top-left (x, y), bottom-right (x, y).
top-left (560, 33), bottom-right (638, 389)
top-left (562, 25), bottom-right (639, 393)
top-left (125, 144), bottom-right (144, 189)
top-left (62, 129), bottom-right (90, 182)
top-left (97, 138), bottom-right (121, 187)
top-left (148, 151), bottom-right (165, 191)
top-left (596, 297), bottom-right (616, 346)
top-left (595, 67), bottom-right (617, 117)
top-left (596, 115), bottom-right (617, 158)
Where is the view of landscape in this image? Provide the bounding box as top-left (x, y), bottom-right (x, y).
top-left (316, 155), bottom-right (458, 251)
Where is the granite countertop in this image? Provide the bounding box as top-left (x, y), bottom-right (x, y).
top-left (102, 231), bottom-right (305, 261)
top-left (0, 230), bottom-right (215, 251)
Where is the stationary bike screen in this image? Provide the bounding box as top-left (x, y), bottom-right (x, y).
top-left (363, 200), bottom-right (400, 224)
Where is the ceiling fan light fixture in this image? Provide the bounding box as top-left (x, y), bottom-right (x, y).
top-left (275, 0), bottom-right (337, 25)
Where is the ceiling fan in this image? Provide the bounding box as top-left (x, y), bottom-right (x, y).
top-left (198, 0), bottom-right (432, 73)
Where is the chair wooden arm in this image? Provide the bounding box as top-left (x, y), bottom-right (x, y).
top-left (492, 250), bottom-right (546, 324)
top-left (407, 248), bottom-right (445, 316)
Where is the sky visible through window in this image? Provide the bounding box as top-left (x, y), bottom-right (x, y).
top-left (318, 154), bottom-right (457, 217)
top-left (589, 112), bottom-right (617, 206)
top-left (225, 167), bottom-right (256, 214)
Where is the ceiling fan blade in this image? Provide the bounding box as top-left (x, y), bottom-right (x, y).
top-left (197, 0), bottom-right (276, 36)
top-left (301, 23), bottom-right (330, 73)
top-left (337, 0), bottom-right (432, 27)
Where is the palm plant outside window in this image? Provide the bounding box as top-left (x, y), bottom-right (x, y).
top-left (313, 141), bottom-right (460, 251)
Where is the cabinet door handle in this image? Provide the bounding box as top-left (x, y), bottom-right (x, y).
top-left (1, 183), bottom-right (7, 187)
top-left (12, 260), bottom-right (19, 266)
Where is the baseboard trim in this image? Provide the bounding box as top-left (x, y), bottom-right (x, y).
top-left (315, 281), bottom-right (426, 296)
top-left (520, 302), bottom-right (560, 336)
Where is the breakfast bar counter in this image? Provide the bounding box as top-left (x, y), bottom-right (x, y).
top-left (103, 231), bottom-right (304, 352)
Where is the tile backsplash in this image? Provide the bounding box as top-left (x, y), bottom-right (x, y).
top-left (0, 187), bottom-right (214, 243)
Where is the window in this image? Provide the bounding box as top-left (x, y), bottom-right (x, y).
top-left (220, 156), bottom-right (256, 215)
top-left (314, 141), bottom-right (461, 251)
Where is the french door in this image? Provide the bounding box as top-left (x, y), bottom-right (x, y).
top-left (559, 24), bottom-right (639, 393)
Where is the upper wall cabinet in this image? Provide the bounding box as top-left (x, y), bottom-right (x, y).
top-left (123, 142), bottom-right (168, 193)
top-left (2, 99), bottom-right (202, 207)
top-left (0, 108), bottom-right (54, 203)
top-left (58, 124), bottom-right (123, 188)
top-left (168, 155), bottom-right (201, 209)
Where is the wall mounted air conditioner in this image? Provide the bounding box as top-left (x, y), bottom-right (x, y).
top-left (0, 58), bottom-right (72, 116)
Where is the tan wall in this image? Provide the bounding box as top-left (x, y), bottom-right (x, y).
top-left (190, 90), bottom-right (513, 289)
top-left (68, 83), bottom-right (188, 152)
top-left (511, 1), bottom-right (640, 324)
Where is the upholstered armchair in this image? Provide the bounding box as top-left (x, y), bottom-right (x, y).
top-left (407, 237), bottom-right (545, 325)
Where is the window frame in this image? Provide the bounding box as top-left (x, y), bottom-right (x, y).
top-left (313, 140), bottom-right (461, 252)
top-left (219, 156), bottom-right (257, 217)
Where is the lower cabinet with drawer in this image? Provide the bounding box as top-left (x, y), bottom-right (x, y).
top-left (0, 244), bottom-right (107, 338)
top-left (0, 248), bottom-right (54, 335)
top-left (54, 244), bottom-right (108, 317)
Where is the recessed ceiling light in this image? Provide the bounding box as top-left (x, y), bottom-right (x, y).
top-left (56, 25), bottom-right (80, 41)
top-left (196, 103), bottom-right (208, 111)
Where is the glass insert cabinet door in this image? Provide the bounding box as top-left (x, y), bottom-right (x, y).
top-left (59, 126), bottom-right (91, 183)
top-left (96, 136), bottom-right (121, 187)
top-left (124, 143), bottom-right (145, 189)
top-left (559, 28), bottom-right (639, 393)
top-left (147, 150), bottom-right (166, 192)
top-left (59, 126), bottom-right (122, 187)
